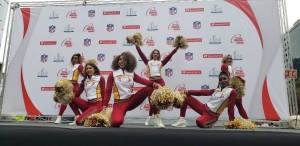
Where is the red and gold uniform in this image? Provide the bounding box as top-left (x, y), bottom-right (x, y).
top-left (72, 75), bottom-right (105, 125)
top-left (58, 64), bottom-right (83, 116)
top-left (103, 69), bottom-right (155, 127)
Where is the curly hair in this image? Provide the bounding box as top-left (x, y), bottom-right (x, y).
top-left (70, 53), bottom-right (83, 65)
top-left (111, 51), bottom-right (137, 72)
top-left (221, 54), bottom-right (232, 65)
top-left (150, 49), bottom-right (161, 60)
top-left (81, 63), bottom-right (101, 84)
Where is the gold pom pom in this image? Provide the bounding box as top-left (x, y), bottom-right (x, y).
top-left (83, 108), bottom-right (112, 127)
top-left (85, 59), bottom-right (98, 65)
top-left (230, 76), bottom-right (246, 99)
top-left (173, 35), bottom-right (188, 50)
top-left (173, 92), bottom-right (187, 108)
top-left (53, 79), bottom-right (74, 105)
top-left (224, 118), bottom-right (257, 129)
top-left (150, 86), bottom-right (174, 110)
top-left (126, 32), bottom-right (143, 46)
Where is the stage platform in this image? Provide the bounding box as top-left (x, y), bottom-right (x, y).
top-left (1, 117), bottom-right (300, 146)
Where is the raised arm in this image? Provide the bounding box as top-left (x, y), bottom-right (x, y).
top-left (103, 73), bottom-right (114, 107)
top-left (161, 48), bottom-right (178, 66)
top-left (186, 89), bottom-right (215, 96)
top-left (78, 64), bottom-right (84, 76)
top-left (228, 89), bottom-right (237, 121)
top-left (135, 45), bottom-right (149, 65)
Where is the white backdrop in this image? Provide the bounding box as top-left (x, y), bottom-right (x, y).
top-left (1, 0), bottom-right (289, 120)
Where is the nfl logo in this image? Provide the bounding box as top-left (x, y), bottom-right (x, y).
top-left (201, 85), bottom-right (209, 89)
top-left (84, 38), bottom-right (91, 46)
top-left (106, 24), bottom-right (114, 32)
top-left (41, 54), bottom-right (48, 63)
top-left (49, 25), bottom-right (56, 33)
top-left (185, 52), bottom-right (193, 61)
top-left (97, 53), bottom-right (105, 62)
top-left (166, 37), bottom-right (174, 45)
top-left (169, 7), bottom-right (177, 15)
top-left (88, 10), bottom-right (95, 18)
top-left (193, 21), bottom-right (201, 29)
top-left (165, 68), bottom-right (173, 77)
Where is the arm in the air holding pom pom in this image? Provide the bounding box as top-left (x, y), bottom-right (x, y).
top-left (78, 64), bottom-right (84, 76)
top-left (135, 45), bottom-right (149, 65)
top-left (228, 89), bottom-right (237, 121)
top-left (161, 47), bottom-right (178, 66)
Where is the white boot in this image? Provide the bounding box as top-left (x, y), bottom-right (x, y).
top-left (153, 114), bottom-right (165, 128)
top-left (54, 116), bottom-right (62, 124)
top-left (171, 117), bottom-right (187, 127)
top-left (69, 115), bottom-right (79, 126)
top-left (145, 116), bottom-right (152, 126)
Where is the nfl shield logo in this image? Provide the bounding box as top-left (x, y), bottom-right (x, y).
top-left (169, 7), bottom-right (177, 15)
top-left (41, 54), bottom-right (48, 63)
top-left (107, 24), bottom-right (114, 32)
top-left (185, 52), bottom-right (193, 61)
top-left (84, 38), bottom-right (91, 46)
top-left (165, 68), bottom-right (173, 77)
top-left (201, 85), bottom-right (209, 89)
top-left (88, 10), bottom-right (95, 18)
top-left (97, 53), bottom-right (105, 62)
top-left (193, 21), bottom-right (201, 29)
top-left (49, 25), bottom-right (56, 33)
top-left (166, 37), bottom-right (174, 45)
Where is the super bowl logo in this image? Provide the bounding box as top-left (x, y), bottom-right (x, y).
top-left (49, 11), bottom-right (59, 19)
top-left (211, 5), bottom-right (223, 13)
top-left (201, 84), bottom-right (210, 89)
top-left (53, 53), bottom-right (64, 62)
top-left (209, 35), bottom-right (221, 44)
top-left (193, 21), bottom-right (201, 29)
top-left (168, 21), bottom-right (181, 30)
top-left (185, 52), bottom-right (193, 61)
top-left (61, 38), bottom-right (73, 47)
top-left (166, 37), bottom-right (174, 45)
top-left (37, 68), bottom-right (48, 77)
top-left (66, 10), bottom-right (77, 18)
top-left (106, 24), bottom-right (114, 32)
top-left (174, 83), bottom-right (186, 92)
top-left (57, 68), bottom-right (68, 78)
top-left (88, 10), bottom-right (95, 18)
top-left (146, 7), bottom-right (158, 16)
top-left (147, 22), bottom-right (158, 31)
top-left (64, 24), bottom-right (74, 33)
top-left (231, 34), bottom-right (244, 44)
top-left (97, 53), bottom-right (105, 62)
top-left (232, 51), bottom-right (243, 60)
top-left (208, 67), bottom-right (219, 77)
top-left (140, 68), bottom-right (149, 79)
top-left (84, 38), bottom-right (91, 46)
top-left (83, 23), bottom-right (95, 32)
top-left (49, 25), bottom-right (56, 33)
top-left (165, 68), bottom-right (173, 77)
top-left (126, 8), bottom-right (137, 16)
top-left (40, 54), bottom-right (48, 63)
top-left (143, 36), bottom-right (155, 46)
top-left (232, 67), bottom-right (245, 77)
top-left (169, 7), bottom-right (177, 15)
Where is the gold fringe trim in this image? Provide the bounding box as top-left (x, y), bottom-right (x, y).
top-left (230, 76), bottom-right (246, 99)
top-left (53, 79), bottom-right (74, 105)
top-left (224, 118), bottom-right (257, 129)
top-left (83, 108), bottom-right (113, 127)
top-left (173, 35), bottom-right (188, 49)
top-left (126, 32), bottom-right (143, 46)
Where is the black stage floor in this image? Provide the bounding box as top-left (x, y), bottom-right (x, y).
top-left (1, 122), bottom-right (300, 146)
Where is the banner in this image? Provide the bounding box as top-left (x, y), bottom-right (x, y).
top-left (1, 0), bottom-right (289, 120)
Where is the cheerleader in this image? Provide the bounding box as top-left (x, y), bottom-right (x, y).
top-left (54, 53), bottom-right (83, 125)
top-left (103, 51), bottom-right (162, 128)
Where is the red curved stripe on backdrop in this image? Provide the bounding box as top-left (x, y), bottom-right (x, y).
top-left (225, 0), bottom-right (263, 48)
top-left (21, 67), bottom-right (42, 115)
top-left (21, 8), bottom-right (30, 39)
top-left (262, 78), bottom-right (280, 120)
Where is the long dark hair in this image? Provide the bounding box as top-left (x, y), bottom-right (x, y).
top-left (81, 63), bottom-right (100, 84)
top-left (217, 71), bottom-right (230, 88)
top-left (70, 53), bottom-right (83, 65)
top-left (111, 51), bottom-right (137, 73)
